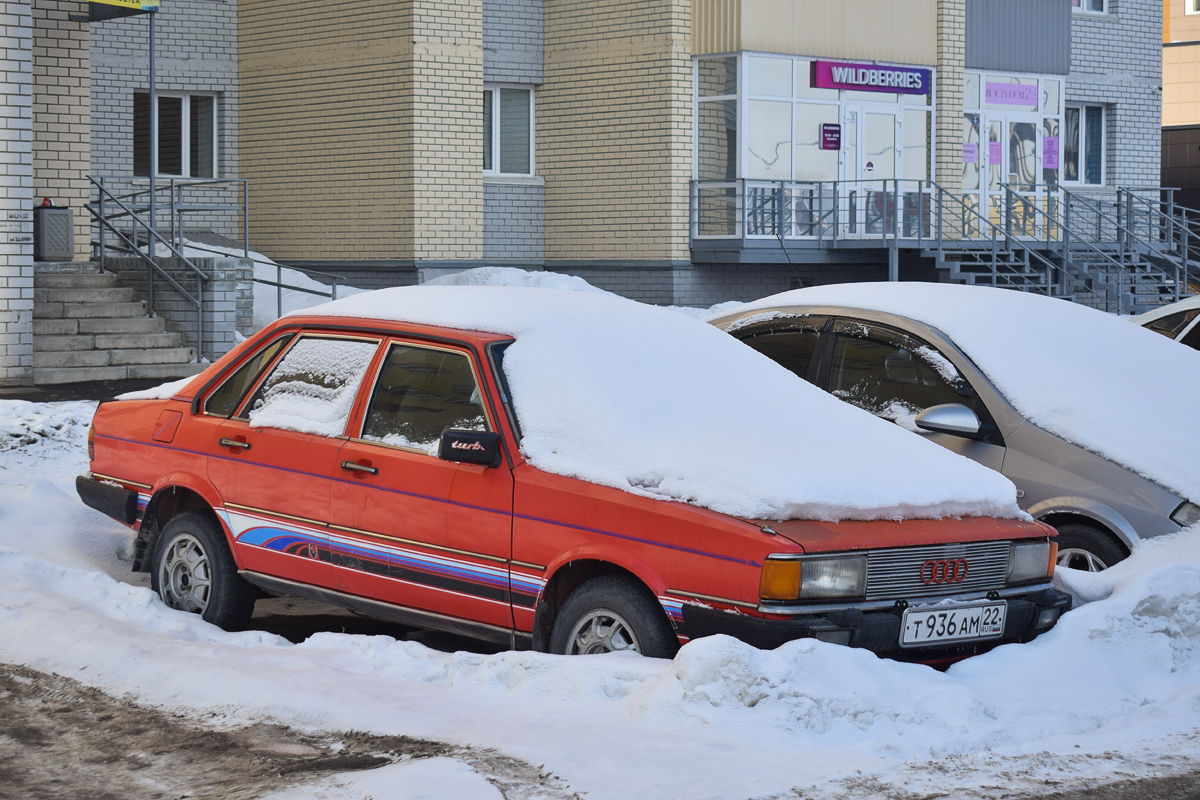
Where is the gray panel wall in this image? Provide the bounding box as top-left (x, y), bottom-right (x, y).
top-left (91, 0), bottom-right (241, 238)
top-left (483, 0), bottom-right (544, 263)
top-left (966, 0), bottom-right (1070, 75)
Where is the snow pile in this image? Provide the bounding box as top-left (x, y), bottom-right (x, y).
top-left (424, 265), bottom-right (614, 295)
top-left (0, 400), bottom-right (95, 452)
top-left (726, 282), bottom-right (1200, 503)
top-left (115, 376), bottom-right (196, 402)
top-left (4, 400), bottom-right (1200, 798)
top-left (294, 285), bottom-right (1020, 521)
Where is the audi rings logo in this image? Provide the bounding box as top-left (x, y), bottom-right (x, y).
top-left (920, 558), bottom-right (969, 584)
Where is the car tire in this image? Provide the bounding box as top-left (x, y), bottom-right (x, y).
top-left (549, 574), bottom-right (679, 658)
top-left (150, 510), bottom-right (256, 630)
top-left (1053, 523), bottom-right (1128, 572)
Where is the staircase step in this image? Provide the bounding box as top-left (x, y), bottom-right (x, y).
top-left (33, 350), bottom-right (112, 369)
top-left (77, 316), bottom-right (167, 334)
top-left (33, 366), bottom-right (130, 385)
top-left (34, 287), bottom-right (135, 305)
top-left (34, 272), bottom-right (121, 290)
top-left (110, 346), bottom-right (196, 366)
top-left (32, 318), bottom-right (79, 336)
top-left (126, 362), bottom-right (207, 381)
top-left (58, 301), bottom-right (150, 320)
top-left (34, 334), bottom-right (95, 353)
top-left (93, 331), bottom-right (183, 350)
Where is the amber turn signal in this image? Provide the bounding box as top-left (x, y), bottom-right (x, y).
top-left (87, 425), bottom-right (94, 461)
top-left (1047, 542), bottom-right (1058, 577)
top-left (760, 558), bottom-right (802, 601)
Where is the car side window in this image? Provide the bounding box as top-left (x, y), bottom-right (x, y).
top-left (734, 318), bottom-right (828, 383)
top-left (1181, 321), bottom-right (1200, 351)
top-left (244, 336), bottom-right (379, 437)
top-left (203, 334), bottom-right (293, 417)
top-left (828, 320), bottom-right (978, 431)
top-left (359, 343), bottom-right (490, 453)
top-left (1145, 309), bottom-right (1200, 339)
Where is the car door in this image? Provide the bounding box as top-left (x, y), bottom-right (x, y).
top-left (204, 332), bottom-right (382, 589)
top-left (328, 338), bottom-right (515, 632)
top-left (817, 318), bottom-right (1007, 470)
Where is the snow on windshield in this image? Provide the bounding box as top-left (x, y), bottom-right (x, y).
top-left (247, 337), bottom-right (377, 437)
top-left (732, 282), bottom-right (1200, 503)
top-left (295, 285), bottom-right (1020, 521)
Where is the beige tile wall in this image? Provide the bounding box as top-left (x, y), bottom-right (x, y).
top-left (541, 0), bottom-right (692, 262)
top-left (238, 0), bottom-right (481, 263)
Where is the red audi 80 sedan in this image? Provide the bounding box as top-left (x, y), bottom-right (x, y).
top-left (77, 286), bottom-right (1069, 661)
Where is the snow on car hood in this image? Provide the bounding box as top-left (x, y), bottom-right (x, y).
top-left (728, 282), bottom-right (1200, 504)
top-left (296, 285), bottom-right (1022, 522)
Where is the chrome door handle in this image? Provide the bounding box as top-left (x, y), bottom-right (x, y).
top-left (218, 438), bottom-right (251, 450)
top-left (341, 461), bottom-right (378, 475)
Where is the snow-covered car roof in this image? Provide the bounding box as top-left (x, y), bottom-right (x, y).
top-left (723, 282), bottom-right (1200, 504)
top-left (295, 285), bottom-right (1021, 522)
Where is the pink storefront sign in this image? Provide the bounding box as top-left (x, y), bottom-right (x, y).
top-left (811, 61), bottom-right (930, 95)
top-left (985, 82), bottom-right (1038, 107)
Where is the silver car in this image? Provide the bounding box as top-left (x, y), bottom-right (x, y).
top-left (711, 289), bottom-right (1200, 572)
top-left (1133, 294), bottom-right (1200, 351)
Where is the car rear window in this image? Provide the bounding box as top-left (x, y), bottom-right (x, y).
top-left (1145, 309), bottom-right (1200, 339)
top-left (203, 334), bottom-right (293, 417)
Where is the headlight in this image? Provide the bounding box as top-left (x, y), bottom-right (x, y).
top-left (760, 555), bottom-right (867, 601)
top-left (1007, 540), bottom-right (1054, 584)
top-left (1171, 501), bottom-right (1200, 528)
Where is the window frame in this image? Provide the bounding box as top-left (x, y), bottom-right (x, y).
top-left (351, 338), bottom-right (496, 457)
top-left (1189, 0), bottom-right (1200, 14)
top-left (134, 90), bottom-right (218, 179)
top-left (1062, 103), bottom-right (1105, 186)
top-left (483, 84), bottom-right (535, 177)
top-left (1070, 0), bottom-right (1107, 14)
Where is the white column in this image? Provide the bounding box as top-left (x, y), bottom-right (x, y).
top-left (0, 0), bottom-right (34, 386)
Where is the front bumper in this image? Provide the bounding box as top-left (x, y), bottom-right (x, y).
top-left (681, 585), bottom-right (1071, 661)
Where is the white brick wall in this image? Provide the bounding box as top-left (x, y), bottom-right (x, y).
top-left (1068, 0), bottom-right (1162, 189)
top-left (0, 0), bottom-right (34, 386)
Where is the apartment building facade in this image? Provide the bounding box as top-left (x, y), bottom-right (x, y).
top-left (235, 0), bottom-right (1162, 305)
top-left (1164, 0), bottom-right (1200, 208)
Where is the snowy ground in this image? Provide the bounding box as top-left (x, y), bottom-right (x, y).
top-left (3, 400), bottom-right (1200, 799)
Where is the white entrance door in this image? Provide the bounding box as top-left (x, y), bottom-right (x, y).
top-left (842, 105), bottom-right (900, 238)
top-left (981, 114), bottom-right (1044, 238)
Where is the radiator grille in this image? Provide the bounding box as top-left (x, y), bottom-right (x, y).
top-left (865, 541), bottom-right (1012, 600)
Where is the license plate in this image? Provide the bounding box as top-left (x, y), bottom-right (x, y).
top-left (900, 601), bottom-right (1007, 647)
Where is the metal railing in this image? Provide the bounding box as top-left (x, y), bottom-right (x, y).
top-left (85, 176), bottom-right (213, 358)
top-left (691, 178), bottom-right (1196, 310)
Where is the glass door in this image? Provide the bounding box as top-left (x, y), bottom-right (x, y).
top-left (981, 113), bottom-right (1043, 238)
top-left (841, 106), bottom-right (899, 238)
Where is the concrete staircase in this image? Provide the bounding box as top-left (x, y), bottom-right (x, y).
top-left (33, 271), bottom-right (205, 385)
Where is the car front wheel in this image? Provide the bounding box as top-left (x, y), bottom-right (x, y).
top-left (151, 510), bottom-right (256, 630)
top-left (1054, 523), bottom-right (1128, 572)
top-left (549, 575), bottom-right (679, 658)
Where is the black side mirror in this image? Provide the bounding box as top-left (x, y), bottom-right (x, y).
top-left (438, 429), bottom-right (502, 468)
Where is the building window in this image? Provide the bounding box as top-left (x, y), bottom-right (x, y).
top-left (1071, 0), bottom-right (1106, 13)
top-left (1063, 104), bottom-right (1104, 185)
top-left (133, 92), bottom-right (216, 178)
top-left (1189, 0), bottom-right (1200, 14)
top-left (483, 86), bottom-right (533, 176)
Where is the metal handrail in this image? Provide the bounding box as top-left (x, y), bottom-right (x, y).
top-left (86, 176), bottom-right (212, 358)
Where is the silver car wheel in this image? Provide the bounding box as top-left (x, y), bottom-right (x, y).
top-left (1057, 546), bottom-right (1108, 572)
top-left (158, 533), bottom-right (212, 613)
top-left (566, 608), bottom-right (642, 654)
